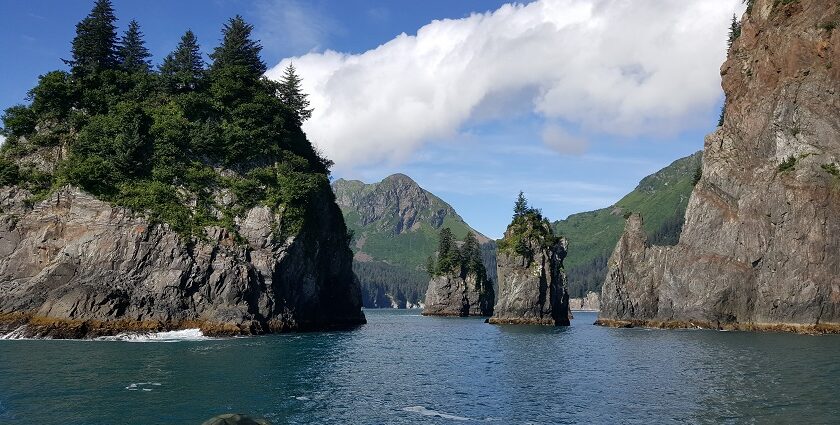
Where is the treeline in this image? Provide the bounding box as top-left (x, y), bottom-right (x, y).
top-left (355, 261), bottom-right (428, 308)
top-left (357, 238), bottom-right (498, 308)
top-left (0, 0), bottom-right (326, 239)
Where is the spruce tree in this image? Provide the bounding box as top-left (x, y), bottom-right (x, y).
top-left (278, 63), bottom-right (313, 123)
top-left (160, 30), bottom-right (205, 91)
top-left (118, 20), bottom-right (151, 73)
top-left (209, 16), bottom-right (266, 80)
top-left (69, 0), bottom-right (118, 75)
top-left (436, 227), bottom-right (455, 274)
top-left (461, 232), bottom-right (483, 276)
top-left (513, 191), bottom-right (528, 219)
top-left (727, 14), bottom-right (741, 50)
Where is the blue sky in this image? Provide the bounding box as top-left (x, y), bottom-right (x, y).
top-left (0, 0), bottom-right (742, 238)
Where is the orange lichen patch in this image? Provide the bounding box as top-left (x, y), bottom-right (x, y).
top-left (594, 318), bottom-right (840, 335)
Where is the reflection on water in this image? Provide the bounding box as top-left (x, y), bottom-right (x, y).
top-left (1, 311), bottom-right (839, 424)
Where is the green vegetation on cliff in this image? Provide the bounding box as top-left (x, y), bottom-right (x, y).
top-left (0, 0), bottom-right (331, 240)
top-left (428, 228), bottom-right (489, 284)
top-left (498, 191), bottom-right (561, 264)
top-left (554, 151), bottom-right (702, 297)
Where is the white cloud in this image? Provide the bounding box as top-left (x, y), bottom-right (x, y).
top-left (266, 0), bottom-right (745, 170)
top-left (0, 135), bottom-right (5, 147)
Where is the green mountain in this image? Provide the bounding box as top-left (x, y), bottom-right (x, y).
top-left (332, 174), bottom-right (493, 307)
top-left (554, 151), bottom-right (702, 297)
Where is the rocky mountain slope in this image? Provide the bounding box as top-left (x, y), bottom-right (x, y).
top-left (554, 152), bottom-right (701, 297)
top-left (598, 0), bottom-right (840, 332)
top-left (333, 174), bottom-right (495, 307)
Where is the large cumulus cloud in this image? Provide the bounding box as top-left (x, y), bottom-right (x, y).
top-left (266, 0), bottom-right (744, 169)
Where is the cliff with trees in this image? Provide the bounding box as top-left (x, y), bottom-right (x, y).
top-left (0, 0), bottom-right (364, 338)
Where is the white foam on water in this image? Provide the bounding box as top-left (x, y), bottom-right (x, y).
top-left (125, 382), bottom-right (162, 391)
top-left (294, 396), bottom-right (310, 401)
top-left (97, 328), bottom-right (210, 342)
top-left (403, 406), bottom-right (471, 421)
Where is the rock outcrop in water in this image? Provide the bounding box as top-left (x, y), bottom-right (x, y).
top-left (0, 186), bottom-right (365, 338)
top-left (422, 229), bottom-right (494, 317)
top-left (423, 273), bottom-right (494, 317)
top-left (598, 0), bottom-right (840, 333)
top-left (489, 198), bottom-right (570, 326)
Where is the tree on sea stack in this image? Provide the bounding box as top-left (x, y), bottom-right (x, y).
top-left (278, 63), bottom-right (313, 123)
top-left (68, 0), bottom-right (119, 76)
top-left (490, 194), bottom-right (570, 326)
top-left (117, 20), bottom-right (151, 73)
top-left (513, 191), bottom-right (528, 219)
top-left (209, 15), bottom-right (266, 81)
top-left (160, 30), bottom-right (205, 92)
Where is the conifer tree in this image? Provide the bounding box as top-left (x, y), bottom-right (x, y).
top-left (727, 14), bottom-right (742, 50)
top-left (69, 0), bottom-right (118, 75)
top-left (278, 63), bottom-right (313, 123)
top-left (436, 227), bottom-right (456, 274)
top-left (513, 191), bottom-right (528, 219)
top-left (118, 20), bottom-right (151, 73)
top-left (209, 16), bottom-right (266, 80)
top-left (461, 232), bottom-right (483, 275)
top-left (160, 30), bottom-right (205, 91)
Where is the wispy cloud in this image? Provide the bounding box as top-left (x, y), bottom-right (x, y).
top-left (254, 0), bottom-right (340, 57)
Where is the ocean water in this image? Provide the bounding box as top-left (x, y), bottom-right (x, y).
top-left (1, 310), bottom-right (839, 424)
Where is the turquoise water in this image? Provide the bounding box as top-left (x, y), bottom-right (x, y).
top-left (1, 310), bottom-right (839, 424)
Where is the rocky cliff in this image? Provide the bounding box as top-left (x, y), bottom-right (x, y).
top-left (598, 0), bottom-right (840, 333)
top-left (554, 151), bottom-right (701, 297)
top-left (422, 272), bottom-right (494, 317)
top-left (0, 186), bottom-right (365, 338)
top-left (569, 291), bottom-right (600, 312)
top-left (489, 210), bottom-right (570, 326)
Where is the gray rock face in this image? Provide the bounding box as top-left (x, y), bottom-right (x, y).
top-left (0, 186), bottom-right (365, 338)
top-left (598, 0), bottom-right (840, 333)
top-left (569, 291), bottom-right (600, 312)
top-left (489, 240), bottom-right (570, 326)
top-left (422, 273), bottom-right (494, 317)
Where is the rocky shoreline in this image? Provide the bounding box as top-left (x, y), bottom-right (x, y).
top-left (594, 318), bottom-right (840, 335)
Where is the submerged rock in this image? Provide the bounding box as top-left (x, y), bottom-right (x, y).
top-left (201, 414), bottom-right (270, 425)
top-left (0, 186), bottom-right (366, 338)
top-left (598, 0), bottom-right (840, 333)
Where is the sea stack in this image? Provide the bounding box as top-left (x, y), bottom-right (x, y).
top-left (0, 8), bottom-right (365, 338)
top-left (489, 193), bottom-right (570, 325)
top-left (598, 0), bottom-right (840, 333)
top-left (422, 229), bottom-right (494, 316)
